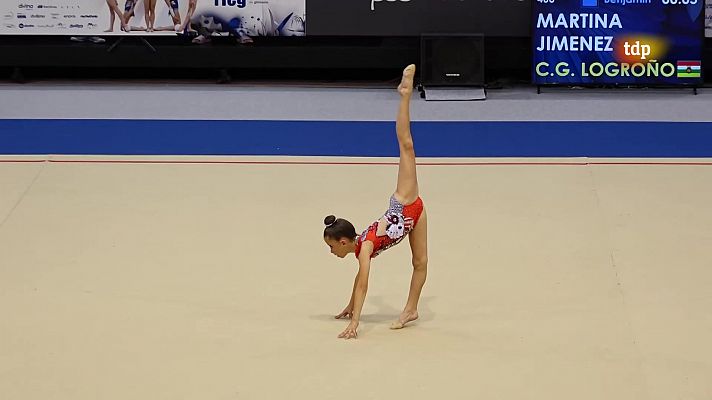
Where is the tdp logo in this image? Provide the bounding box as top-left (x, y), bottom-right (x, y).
top-left (582, 0), bottom-right (598, 6)
top-left (624, 41), bottom-right (650, 60)
top-left (214, 0), bottom-right (246, 7)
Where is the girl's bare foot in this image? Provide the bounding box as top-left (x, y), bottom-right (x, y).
top-left (390, 310), bottom-right (418, 329)
top-left (398, 64), bottom-right (416, 97)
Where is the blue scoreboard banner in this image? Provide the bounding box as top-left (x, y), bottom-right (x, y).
top-left (533, 0), bottom-right (705, 85)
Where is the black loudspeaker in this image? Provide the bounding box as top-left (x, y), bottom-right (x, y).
top-left (420, 34), bottom-right (485, 87)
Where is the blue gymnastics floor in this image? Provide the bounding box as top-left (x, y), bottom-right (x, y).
top-left (1, 119), bottom-right (712, 158)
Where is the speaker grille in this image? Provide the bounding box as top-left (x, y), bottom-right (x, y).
top-left (421, 34), bottom-right (485, 87)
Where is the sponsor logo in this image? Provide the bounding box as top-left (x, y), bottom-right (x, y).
top-left (56, 22), bottom-right (66, 28)
top-left (51, 13), bottom-right (60, 19)
top-left (17, 14), bottom-right (27, 19)
top-left (80, 15), bottom-right (98, 18)
top-left (69, 23), bottom-right (83, 28)
top-left (5, 23), bottom-right (16, 28)
top-left (38, 5), bottom-right (58, 9)
top-left (31, 14), bottom-right (46, 18)
top-left (19, 23), bottom-right (35, 28)
top-left (36, 24), bottom-right (54, 28)
top-left (214, 0), bottom-right (247, 8)
top-left (3, 13), bottom-right (14, 20)
top-left (18, 4), bottom-right (34, 9)
top-left (87, 22), bottom-right (97, 28)
top-left (64, 15), bottom-right (76, 18)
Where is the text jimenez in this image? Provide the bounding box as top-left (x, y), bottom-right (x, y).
top-left (536, 13), bottom-right (621, 52)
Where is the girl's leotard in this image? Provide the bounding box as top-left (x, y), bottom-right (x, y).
top-left (355, 195), bottom-right (424, 259)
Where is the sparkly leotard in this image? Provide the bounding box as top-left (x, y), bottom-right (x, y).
top-left (355, 195), bottom-right (424, 259)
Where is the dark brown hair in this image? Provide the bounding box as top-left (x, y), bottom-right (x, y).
top-left (323, 215), bottom-right (357, 240)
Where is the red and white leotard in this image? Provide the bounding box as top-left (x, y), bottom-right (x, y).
top-left (355, 195), bottom-right (424, 259)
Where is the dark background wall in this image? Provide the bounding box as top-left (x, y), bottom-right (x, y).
top-left (0, 0), bottom-right (709, 85)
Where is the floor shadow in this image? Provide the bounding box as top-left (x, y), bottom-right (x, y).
top-left (308, 295), bottom-right (437, 324)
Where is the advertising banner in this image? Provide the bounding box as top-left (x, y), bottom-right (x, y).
top-left (0, 0), bottom-right (305, 37)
